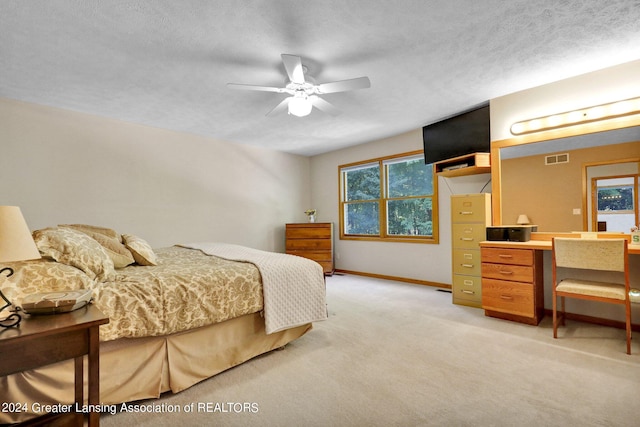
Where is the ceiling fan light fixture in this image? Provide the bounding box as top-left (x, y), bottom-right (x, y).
top-left (228, 54), bottom-right (370, 117)
top-left (288, 95), bottom-right (313, 117)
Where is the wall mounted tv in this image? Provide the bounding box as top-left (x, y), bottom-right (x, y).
top-left (423, 104), bottom-right (490, 165)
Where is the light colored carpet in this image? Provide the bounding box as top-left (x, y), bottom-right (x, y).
top-left (101, 274), bottom-right (640, 426)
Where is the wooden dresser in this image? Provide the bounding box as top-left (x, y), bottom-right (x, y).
top-left (480, 244), bottom-right (544, 325)
top-left (450, 193), bottom-right (491, 308)
top-left (285, 223), bottom-right (334, 275)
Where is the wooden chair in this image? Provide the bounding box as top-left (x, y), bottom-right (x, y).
top-left (552, 237), bottom-right (632, 354)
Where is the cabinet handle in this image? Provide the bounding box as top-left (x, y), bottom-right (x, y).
top-left (498, 270), bottom-right (513, 275)
top-left (460, 237), bottom-right (474, 241)
top-left (461, 264), bottom-right (474, 268)
top-left (498, 254), bottom-right (513, 259)
top-left (500, 295), bottom-right (513, 300)
top-left (459, 211), bottom-right (473, 215)
top-left (462, 290), bottom-right (475, 295)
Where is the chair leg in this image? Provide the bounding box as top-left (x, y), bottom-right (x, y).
top-left (560, 296), bottom-right (565, 326)
top-left (553, 291), bottom-right (558, 339)
top-left (626, 299), bottom-right (632, 355)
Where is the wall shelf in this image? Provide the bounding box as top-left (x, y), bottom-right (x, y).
top-left (434, 153), bottom-right (491, 177)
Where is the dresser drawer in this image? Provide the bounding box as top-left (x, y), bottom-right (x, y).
top-left (481, 278), bottom-right (534, 317)
top-left (286, 250), bottom-right (332, 262)
top-left (481, 247), bottom-right (533, 266)
top-left (452, 249), bottom-right (481, 276)
top-left (286, 224), bottom-right (332, 239)
top-left (452, 274), bottom-right (482, 305)
top-left (286, 239), bottom-right (332, 250)
top-left (452, 224), bottom-right (486, 249)
top-left (451, 195), bottom-right (490, 223)
top-left (481, 262), bottom-right (533, 283)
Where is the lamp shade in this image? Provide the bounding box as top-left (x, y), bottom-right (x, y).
top-left (0, 206), bottom-right (41, 262)
top-left (516, 214), bottom-right (531, 225)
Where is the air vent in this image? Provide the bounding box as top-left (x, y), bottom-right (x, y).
top-left (545, 153), bottom-right (569, 165)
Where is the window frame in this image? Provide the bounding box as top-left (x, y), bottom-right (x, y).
top-left (338, 150), bottom-right (439, 244)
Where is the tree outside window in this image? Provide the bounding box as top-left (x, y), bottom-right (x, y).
top-left (339, 151), bottom-right (437, 243)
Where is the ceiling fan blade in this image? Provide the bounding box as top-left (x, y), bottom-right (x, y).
top-left (281, 54), bottom-right (305, 84)
top-left (309, 96), bottom-right (341, 116)
top-left (317, 76), bottom-right (371, 94)
top-left (266, 97), bottom-right (290, 117)
top-left (227, 83), bottom-right (286, 93)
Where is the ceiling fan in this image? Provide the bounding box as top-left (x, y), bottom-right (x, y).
top-left (227, 54), bottom-right (371, 117)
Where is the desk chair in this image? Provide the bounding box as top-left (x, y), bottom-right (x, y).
top-left (552, 238), bottom-right (632, 355)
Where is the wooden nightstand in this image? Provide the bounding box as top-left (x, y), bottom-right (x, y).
top-left (0, 304), bottom-right (109, 426)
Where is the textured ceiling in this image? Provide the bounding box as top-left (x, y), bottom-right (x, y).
top-left (2, 0), bottom-right (640, 156)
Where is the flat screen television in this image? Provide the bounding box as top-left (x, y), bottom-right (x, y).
top-left (423, 104), bottom-right (490, 165)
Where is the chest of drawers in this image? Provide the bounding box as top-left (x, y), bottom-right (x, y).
top-left (285, 223), bottom-right (334, 275)
top-left (480, 245), bottom-right (544, 325)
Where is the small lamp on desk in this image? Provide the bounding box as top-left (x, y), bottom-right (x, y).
top-left (0, 206), bottom-right (41, 328)
top-left (516, 214), bottom-right (531, 225)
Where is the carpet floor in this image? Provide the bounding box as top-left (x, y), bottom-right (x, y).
top-left (101, 274), bottom-right (640, 426)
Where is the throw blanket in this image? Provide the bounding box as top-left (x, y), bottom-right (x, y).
top-left (181, 242), bottom-right (328, 334)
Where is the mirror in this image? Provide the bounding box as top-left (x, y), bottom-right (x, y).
top-left (492, 126), bottom-right (640, 231)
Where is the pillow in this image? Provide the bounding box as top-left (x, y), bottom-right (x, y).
top-left (59, 225), bottom-right (134, 268)
top-left (0, 258), bottom-right (94, 308)
top-left (59, 224), bottom-right (121, 240)
top-left (32, 227), bottom-right (115, 281)
top-left (122, 234), bottom-right (158, 266)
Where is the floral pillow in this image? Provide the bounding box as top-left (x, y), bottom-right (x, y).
top-left (32, 227), bottom-right (115, 281)
top-left (122, 234), bottom-right (158, 266)
top-left (0, 258), bottom-right (94, 308)
top-left (59, 225), bottom-right (134, 268)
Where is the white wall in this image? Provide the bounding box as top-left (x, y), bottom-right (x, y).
top-left (491, 59), bottom-right (640, 141)
top-left (0, 98), bottom-right (310, 251)
top-left (310, 129), bottom-right (491, 285)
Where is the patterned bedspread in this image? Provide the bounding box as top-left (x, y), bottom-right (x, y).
top-left (90, 246), bottom-right (264, 341)
top-left (181, 242), bottom-right (328, 334)
top-left (4, 242), bottom-right (326, 342)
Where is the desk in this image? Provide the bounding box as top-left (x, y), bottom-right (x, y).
top-left (480, 236), bottom-right (640, 255)
top-left (480, 238), bottom-right (640, 325)
top-left (0, 305), bottom-right (109, 426)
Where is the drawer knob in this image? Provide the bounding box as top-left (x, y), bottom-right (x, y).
top-left (462, 290), bottom-right (475, 295)
top-left (461, 263), bottom-right (474, 268)
top-left (498, 270), bottom-right (513, 275)
top-left (500, 295), bottom-right (514, 300)
top-left (498, 254), bottom-right (513, 259)
top-left (459, 211), bottom-right (473, 215)
top-left (460, 237), bottom-right (474, 241)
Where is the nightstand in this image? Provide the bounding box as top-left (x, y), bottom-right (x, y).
top-left (0, 304), bottom-right (109, 426)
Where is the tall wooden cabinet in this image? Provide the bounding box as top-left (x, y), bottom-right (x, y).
top-left (285, 223), bottom-right (334, 275)
top-left (451, 193), bottom-right (491, 307)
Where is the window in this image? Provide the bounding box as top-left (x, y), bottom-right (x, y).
top-left (339, 151), bottom-right (438, 243)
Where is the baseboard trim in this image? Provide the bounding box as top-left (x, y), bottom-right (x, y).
top-left (334, 269), bottom-right (451, 289)
top-left (543, 309), bottom-right (640, 332)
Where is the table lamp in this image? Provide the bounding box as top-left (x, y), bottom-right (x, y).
top-left (0, 206), bottom-right (41, 328)
top-left (516, 214), bottom-right (531, 225)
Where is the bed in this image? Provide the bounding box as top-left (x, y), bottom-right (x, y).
top-left (0, 225), bottom-right (327, 424)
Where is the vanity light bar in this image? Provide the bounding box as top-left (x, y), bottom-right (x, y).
top-left (510, 96), bottom-right (640, 135)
